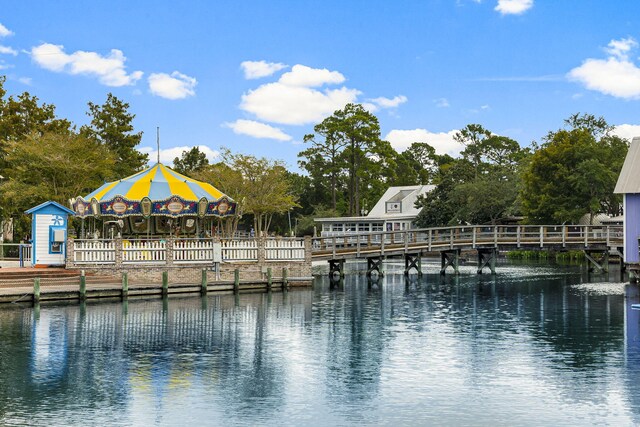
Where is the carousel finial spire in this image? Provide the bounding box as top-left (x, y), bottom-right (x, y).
top-left (157, 126), bottom-right (160, 164)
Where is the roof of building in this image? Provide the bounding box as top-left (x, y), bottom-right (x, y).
top-left (25, 201), bottom-right (75, 215)
top-left (614, 136), bottom-right (640, 194)
top-left (367, 185), bottom-right (434, 218)
top-left (315, 185), bottom-right (434, 222)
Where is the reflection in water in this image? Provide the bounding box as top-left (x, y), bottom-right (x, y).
top-left (0, 261), bottom-right (639, 425)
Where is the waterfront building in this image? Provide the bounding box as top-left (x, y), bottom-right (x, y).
top-left (614, 136), bottom-right (640, 263)
top-left (25, 201), bottom-right (75, 267)
top-left (314, 185), bottom-right (434, 237)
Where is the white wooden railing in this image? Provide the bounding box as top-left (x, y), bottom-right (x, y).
top-left (221, 239), bottom-right (258, 261)
top-left (311, 224), bottom-right (624, 259)
top-left (122, 240), bottom-right (167, 264)
top-left (74, 240), bottom-right (115, 264)
top-left (70, 237), bottom-right (307, 265)
top-left (265, 238), bottom-right (305, 260)
top-left (174, 239), bottom-right (214, 264)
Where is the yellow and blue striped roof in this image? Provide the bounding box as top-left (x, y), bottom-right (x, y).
top-left (85, 163), bottom-right (229, 202)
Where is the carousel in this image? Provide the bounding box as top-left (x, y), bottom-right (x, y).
top-left (70, 163), bottom-right (236, 239)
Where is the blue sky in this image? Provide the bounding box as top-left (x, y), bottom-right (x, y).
top-left (2, 0), bottom-right (640, 171)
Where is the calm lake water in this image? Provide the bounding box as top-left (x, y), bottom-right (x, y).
top-left (1, 260), bottom-right (640, 426)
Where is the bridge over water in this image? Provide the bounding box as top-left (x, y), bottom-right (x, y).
top-left (310, 225), bottom-right (624, 277)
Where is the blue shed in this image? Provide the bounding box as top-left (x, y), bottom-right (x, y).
top-left (25, 201), bottom-right (75, 267)
top-left (614, 136), bottom-right (640, 263)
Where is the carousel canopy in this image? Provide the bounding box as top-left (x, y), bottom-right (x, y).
top-left (72, 163), bottom-right (236, 218)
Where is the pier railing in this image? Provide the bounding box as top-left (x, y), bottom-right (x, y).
top-left (311, 224), bottom-right (624, 259)
top-left (70, 237), bottom-right (308, 266)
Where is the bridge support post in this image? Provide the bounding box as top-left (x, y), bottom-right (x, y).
top-left (404, 253), bottom-right (422, 276)
top-left (367, 257), bottom-right (384, 278)
top-left (328, 259), bottom-right (345, 278)
top-left (584, 249), bottom-right (609, 273)
top-left (477, 248), bottom-right (497, 274)
top-left (440, 249), bottom-right (460, 275)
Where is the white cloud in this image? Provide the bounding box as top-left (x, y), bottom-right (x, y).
top-left (223, 119), bottom-right (292, 141)
top-left (139, 145), bottom-right (219, 165)
top-left (30, 43), bottom-right (143, 86)
top-left (368, 95), bottom-right (407, 109)
top-left (148, 71), bottom-right (197, 99)
top-left (567, 37), bottom-right (640, 99)
top-left (385, 129), bottom-right (463, 156)
top-left (278, 64), bottom-right (345, 87)
top-left (0, 23), bottom-right (13, 38)
top-left (435, 98), bottom-right (450, 108)
top-left (606, 37), bottom-right (637, 60)
top-left (0, 61), bottom-right (11, 70)
top-left (241, 80), bottom-right (359, 125)
top-left (0, 45), bottom-right (17, 56)
top-left (17, 77), bottom-right (31, 85)
top-left (241, 60), bottom-right (287, 79)
top-left (495, 0), bottom-right (533, 15)
top-left (612, 124), bottom-right (640, 142)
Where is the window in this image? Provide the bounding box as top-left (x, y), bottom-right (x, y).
top-left (346, 223), bottom-right (357, 232)
top-left (331, 223), bottom-right (343, 232)
top-left (358, 223), bottom-right (369, 232)
top-left (372, 223), bottom-right (383, 232)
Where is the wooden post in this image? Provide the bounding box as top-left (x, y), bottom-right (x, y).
top-left (267, 267), bottom-right (272, 291)
top-left (33, 277), bottom-right (40, 304)
top-left (121, 272), bottom-right (128, 299)
top-left (282, 267), bottom-right (288, 290)
top-left (201, 269), bottom-right (207, 294)
top-left (79, 270), bottom-right (86, 300)
top-left (162, 271), bottom-right (168, 296)
top-left (234, 268), bottom-right (240, 294)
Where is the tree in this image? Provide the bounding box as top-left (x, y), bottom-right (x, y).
top-left (521, 115), bottom-right (627, 224)
top-left (414, 127), bottom-right (527, 227)
top-left (194, 149), bottom-right (298, 237)
top-left (0, 130), bottom-right (116, 232)
top-left (81, 93), bottom-right (147, 178)
top-left (0, 76), bottom-right (71, 165)
top-left (391, 142), bottom-right (438, 186)
top-left (300, 115), bottom-right (348, 211)
top-left (173, 146), bottom-right (209, 175)
top-left (299, 103), bottom-right (389, 216)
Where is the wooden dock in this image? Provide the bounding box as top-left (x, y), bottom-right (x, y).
top-left (0, 268), bottom-right (311, 304)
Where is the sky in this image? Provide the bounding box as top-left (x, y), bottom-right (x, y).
top-left (2, 0), bottom-right (640, 171)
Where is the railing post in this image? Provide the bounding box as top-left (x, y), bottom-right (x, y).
top-left (332, 237), bottom-right (336, 258)
top-left (115, 237), bottom-right (123, 269)
top-left (472, 227), bottom-right (477, 249)
top-left (282, 267), bottom-right (288, 290)
top-left (234, 268), bottom-right (240, 294)
top-left (450, 228), bottom-right (454, 249)
top-left (539, 226), bottom-right (544, 248)
top-left (428, 229), bottom-right (432, 251)
top-left (166, 237), bottom-right (174, 266)
top-left (606, 225), bottom-right (610, 247)
top-left (381, 232), bottom-right (386, 255)
top-left (404, 231), bottom-right (409, 252)
top-left (517, 226), bottom-right (521, 248)
top-left (584, 226), bottom-right (589, 247)
top-left (562, 225), bottom-right (566, 248)
top-left (493, 226), bottom-right (498, 247)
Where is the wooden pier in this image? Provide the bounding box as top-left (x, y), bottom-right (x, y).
top-left (311, 224), bottom-right (624, 276)
top-left (0, 267), bottom-right (311, 304)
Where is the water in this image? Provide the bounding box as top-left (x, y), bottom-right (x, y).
top-left (1, 260), bottom-right (640, 426)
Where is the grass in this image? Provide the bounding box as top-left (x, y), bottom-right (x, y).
top-left (506, 250), bottom-right (585, 262)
